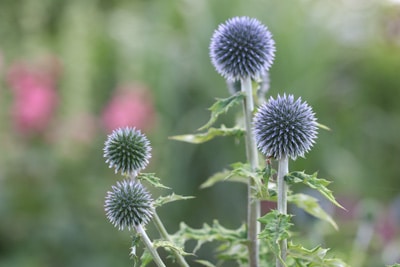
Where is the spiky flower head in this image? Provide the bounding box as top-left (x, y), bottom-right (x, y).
top-left (104, 127), bottom-right (151, 176)
top-left (105, 179), bottom-right (153, 230)
top-left (210, 16), bottom-right (275, 81)
top-left (253, 94), bottom-right (318, 160)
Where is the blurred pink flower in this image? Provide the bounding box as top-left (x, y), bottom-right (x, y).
top-left (102, 84), bottom-right (156, 133)
top-left (6, 58), bottom-right (60, 134)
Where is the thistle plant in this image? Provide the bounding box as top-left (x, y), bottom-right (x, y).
top-left (210, 16), bottom-right (275, 267)
top-left (170, 16), bottom-right (347, 267)
top-left (102, 16), bottom-right (348, 267)
top-left (103, 127), bottom-right (190, 267)
top-left (253, 94), bottom-right (318, 266)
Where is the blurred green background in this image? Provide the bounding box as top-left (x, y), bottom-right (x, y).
top-left (1, 0), bottom-right (400, 266)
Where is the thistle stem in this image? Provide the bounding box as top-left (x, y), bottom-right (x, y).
top-left (152, 211), bottom-right (190, 267)
top-left (240, 76), bottom-right (260, 267)
top-left (277, 156), bottom-right (289, 267)
top-left (135, 224), bottom-right (166, 267)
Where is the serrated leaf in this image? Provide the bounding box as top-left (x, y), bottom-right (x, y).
top-left (169, 126), bottom-right (245, 144)
top-left (154, 193), bottom-right (195, 207)
top-left (288, 193), bottom-right (338, 230)
top-left (198, 91), bottom-right (245, 131)
top-left (153, 240), bottom-right (193, 256)
top-left (288, 242), bottom-right (349, 267)
top-left (137, 173), bottom-right (170, 189)
top-left (258, 210), bottom-right (293, 240)
top-left (170, 220), bottom-right (247, 254)
top-left (285, 171), bottom-right (344, 209)
top-left (200, 169), bottom-right (247, 189)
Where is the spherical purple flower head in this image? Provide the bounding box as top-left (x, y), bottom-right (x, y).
top-left (253, 94), bottom-right (318, 160)
top-left (104, 127), bottom-right (151, 176)
top-left (210, 16), bottom-right (275, 81)
top-left (105, 179), bottom-right (153, 230)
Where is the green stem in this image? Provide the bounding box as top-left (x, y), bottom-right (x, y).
top-left (152, 211), bottom-right (190, 267)
top-left (135, 224), bottom-right (166, 267)
top-left (277, 156), bottom-right (289, 267)
top-left (240, 77), bottom-right (260, 267)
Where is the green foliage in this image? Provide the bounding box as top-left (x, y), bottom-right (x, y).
top-left (170, 220), bottom-right (248, 264)
top-left (287, 243), bottom-right (349, 267)
top-left (259, 210), bottom-right (293, 257)
top-left (198, 92), bottom-right (245, 131)
top-left (137, 173), bottom-right (171, 189)
top-left (169, 125), bottom-right (245, 144)
top-left (154, 193), bottom-right (194, 208)
top-left (285, 171), bottom-right (344, 209)
top-left (288, 193), bottom-right (338, 230)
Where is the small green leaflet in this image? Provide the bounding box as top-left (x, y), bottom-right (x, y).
top-left (288, 242), bottom-right (349, 267)
top-left (169, 125), bottom-right (245, 144)
top-left (137, 173), bottom-right (170, 189)
top-left (198, 91), bottom-right (245, 131)
top-left (199, 169), bottom-right (247, 189)
top-left (153, 240), bottom-right (193, 256)
top-left (285, 171), bottom-right (344, 209)
top-left (154, 193), bottom-right (194, 207)
top-left (288, 193), bottom-right (338, 230)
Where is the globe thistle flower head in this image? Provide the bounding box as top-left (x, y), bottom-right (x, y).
top-left (104, 127), bottom-right (151, 176)
top-left (105, 179), bottom-right (153, 230)
top-left (253, 94), bottom-right (318, 160)
top-left (210, 16), bottom-right (275, 81)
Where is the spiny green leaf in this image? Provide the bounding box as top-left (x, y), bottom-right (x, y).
top-left (154, 193), bottom-right (195, 207)
top-left (199, 169), bottom-right (247, 189)
top-left (169, 126), bottom-right (245, 144)
top-left (258, 210), bottom-right (293, 256)
top-left (288, 242), bottom-right (349, 267)
top-left (198, 91), bottom-right (245, 131)
top-left (153, 240), bottom-right (193, 256)
top-left (170, 220), bottom-right (247, 254)
top-left (285, 171), bottom-right (344, 209)
top-left (137, 173), bottom-right (170, 189)
top-left (288, 193), bottom-right (338, 230)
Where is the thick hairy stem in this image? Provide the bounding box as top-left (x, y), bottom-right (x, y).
top-left (152, 212), bottom-right (190, 267)
top-left (277, 156), bottom-right (289, 267)
top-left (241, 77), bottom-right (260, 267)
top-left (135, 224), bottom-right (166, 267)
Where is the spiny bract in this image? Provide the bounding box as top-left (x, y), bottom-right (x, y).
top-left (105, 179), bottom-right (153, 230)
top-left (103, 127), bottom-right (151, 176)
top-left (253, 94), bottom-right (318, 160)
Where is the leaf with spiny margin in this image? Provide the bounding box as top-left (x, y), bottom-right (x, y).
top-left (170, 220), bottom-right (247, 254)
top-left (154, 193), bottom-right (195, 207)
top-left (198, 91), bottom-right (245, 131)
top-left (288, 193), bottom-right (338, 230)
top-left (137, 173), bottom-right (170, 189)
top-left (169, 126), bottom-right (245, 144)
top-left (288, 242), bottom-right (349, 267)
top-left (199, 169), bottom-right (247, 189)
top-left (153, 240), bottom-right (193, 256)
top-left (285, 171), bottom-right (344, 209)
top-left (258, 210), bottom-right (293, 256)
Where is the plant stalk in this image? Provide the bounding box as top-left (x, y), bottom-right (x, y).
top-left (152, 211), bottom-right (190, 267)
top-left (135, 224), bottom-right (166, 267)
top-left (277, 156), bottom-right (289, 267)
top-left (241, 76), bottom-right (260, 267)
